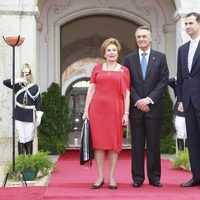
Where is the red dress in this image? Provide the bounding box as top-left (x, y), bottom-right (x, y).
top-left (89, 64), bottom-right (130, 153)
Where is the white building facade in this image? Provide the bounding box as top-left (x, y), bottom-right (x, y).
top-left (0, 0), bottom-right (199, 162)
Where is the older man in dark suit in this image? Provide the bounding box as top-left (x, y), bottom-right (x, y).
top-left (124, 26), bottom-right (169, 187)
top-left (177, 12), bottom-right (200, 187)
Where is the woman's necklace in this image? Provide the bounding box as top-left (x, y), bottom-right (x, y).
top-left (106, 62), bottom-right (118, 76)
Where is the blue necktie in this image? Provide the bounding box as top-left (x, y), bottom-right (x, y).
top-left (141, 52), bottom-right (147, 80)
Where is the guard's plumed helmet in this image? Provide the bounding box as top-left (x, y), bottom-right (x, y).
top-left (20, 63), bottom-right (33, 82)
top-left (21, 63), bottom-right (31, 76)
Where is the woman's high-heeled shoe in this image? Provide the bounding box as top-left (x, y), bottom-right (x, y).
top-left (91, 180), bottom-right (104, 189)
top-left (109, 184), bottom-right (118, 189)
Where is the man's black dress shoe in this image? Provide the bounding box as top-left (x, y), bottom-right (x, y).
top-left (91, 181), bottom-right (104, 189)
top-left (180, 179), bottom-right (200, 187)
top-left (149, 180), bottom-right (163, 187)
top-left (132, 181), bottom-right (143, 187)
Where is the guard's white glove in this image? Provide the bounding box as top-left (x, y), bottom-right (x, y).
top-left (36, 111), bottom-right (44, 127)
top-left (11, 77), bottom-right (27, 85)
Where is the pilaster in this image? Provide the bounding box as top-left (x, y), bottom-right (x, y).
top-left (163, 24), bottom-right (176, 77)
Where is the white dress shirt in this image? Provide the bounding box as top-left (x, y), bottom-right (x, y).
top-left (188, 36), bottom-right (200, 72)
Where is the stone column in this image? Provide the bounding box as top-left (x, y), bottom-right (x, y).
top-left (163, 24), bottom-right (176, 101)
top-left (0, 0), bottom-right (39, 162)
top-left (163, 24), bottom-right (176, 77)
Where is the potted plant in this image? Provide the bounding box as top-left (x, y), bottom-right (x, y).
top-left (6, 151), bottom-right (56, 181)
top-left (38, 82), bottom-right (71, 154)
top-left (171, 148), bottom-right (191, 171)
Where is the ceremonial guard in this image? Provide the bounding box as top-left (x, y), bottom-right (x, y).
top-left (168, 77), bottom-right (187, 151)
top-left (3, 63), bottom-right (43, 154)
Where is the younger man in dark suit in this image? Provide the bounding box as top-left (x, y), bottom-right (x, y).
top-left (177, 12), bottom-right (200, 187)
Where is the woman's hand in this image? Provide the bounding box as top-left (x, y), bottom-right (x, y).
top-left (122, 113), bottom-right (129, 126)
top-left (82, 112), bottom-right (89, 120)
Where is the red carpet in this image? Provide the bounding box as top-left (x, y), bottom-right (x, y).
top-left (0, 186), bottom-right (46, 200)
top-left (42, 150), bottom-right (200, 200)
top-left (1, 150), bottom-right (200, 200)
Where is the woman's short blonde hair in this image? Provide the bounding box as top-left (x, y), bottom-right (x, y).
top-left (100, 38), bottom-right (121, 56)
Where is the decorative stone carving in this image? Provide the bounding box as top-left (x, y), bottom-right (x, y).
top-left (50, 0), bottom-right (71, 15)
top-left (96, 0), bottom-right (113, 7)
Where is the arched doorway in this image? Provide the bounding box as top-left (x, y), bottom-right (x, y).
top-left (60, 15), bottom-right (138, 148)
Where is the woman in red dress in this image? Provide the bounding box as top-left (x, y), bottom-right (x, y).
top-left (83, 38), bottom-right (130, 189)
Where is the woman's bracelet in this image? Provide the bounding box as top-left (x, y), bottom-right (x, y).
top-left (124, 112), bottom-right (129, 115)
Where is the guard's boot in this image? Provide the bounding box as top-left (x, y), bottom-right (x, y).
top-left (177, 139), bottom-right (184, 151)
top-left (18, 142), bottom-right (25, 154)
top-left (185, 139), bottom-right (188, 148)
top-left (25, 141), bottom-right (33, 154)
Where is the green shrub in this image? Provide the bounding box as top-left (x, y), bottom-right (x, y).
top-left (38, 82), bottom-right (71, 154)
top-left (38, 135), bottom-right (66, 155)
top-left (160, 88), bottom-right (176, 154)
top-left (160, 134), bottom-right (176, 154)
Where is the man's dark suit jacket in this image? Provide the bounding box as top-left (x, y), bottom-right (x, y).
top-left (124, 49), bottom-right (169, 118)
top-left (177, 41), bottom-right (200, 111)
